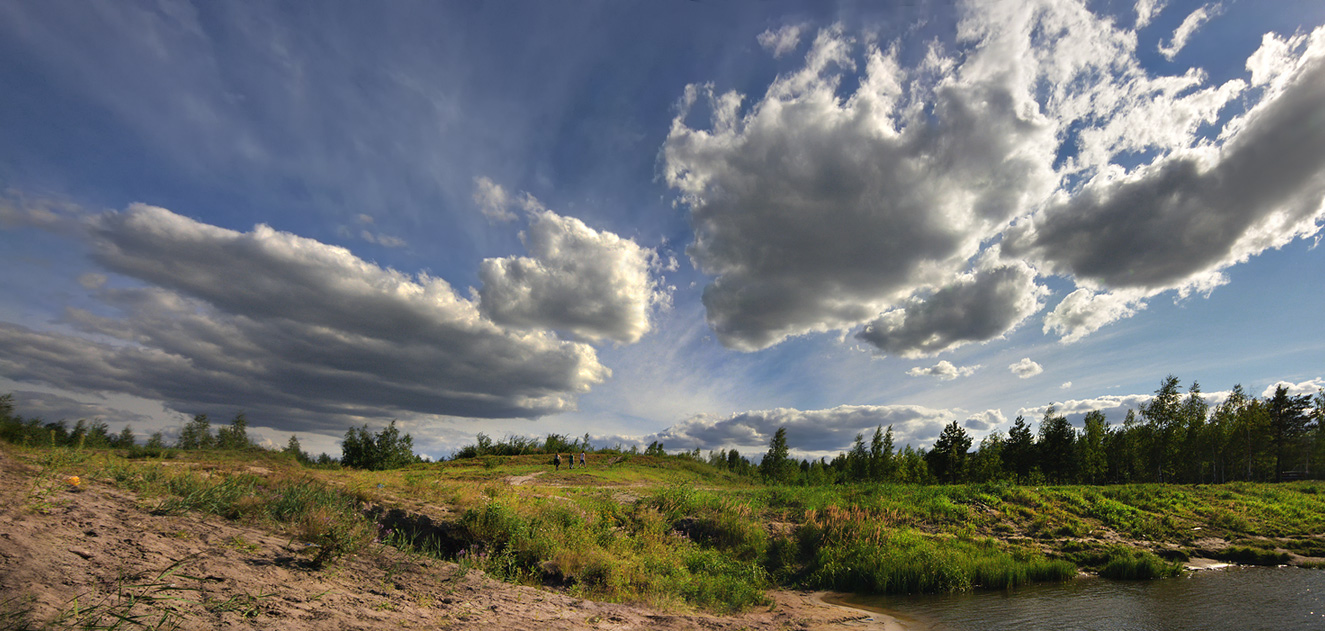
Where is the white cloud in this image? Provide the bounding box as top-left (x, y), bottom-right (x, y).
top-left (1017, 388), bottom-right (1230, 426)
top-left (1158, 4), bottom-right (1218, 61)
top-left (757, 24), bottom-right (805, 58)
top-left (1043, 288), bottom-right (1147, 342)
top-left (616, 403), bottom-right (1002, 458)
top-left (1262, 378), bottom-right (1325, 398)
top-left (1060, 381), bottom-right (1073, 389)
top-left (1009, 357), bottom-right (1043, 379)
top-left (478, 209), bottom-right (669, 344)
top-left (0, 203), bottom-right (611, 430)
top-left (473, 176), bottom-right (519, 222)
top-left (907, 360), bottom-right (980, 381)
top-left (1135, 0), bottom-right (1168, 28)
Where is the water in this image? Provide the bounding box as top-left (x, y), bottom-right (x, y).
top-left (836, 567), bottom-right (1325, 631)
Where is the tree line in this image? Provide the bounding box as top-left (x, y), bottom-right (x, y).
top-left (731, 376), bottom-right (1325, 485)
top-left (4, 374), bottom-right (1323, 482)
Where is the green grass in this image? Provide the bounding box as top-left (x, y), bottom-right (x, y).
top-left (10, 442), bottom-right (1325, 616)
top-left (1098, 548), bottom-right (1183, 580)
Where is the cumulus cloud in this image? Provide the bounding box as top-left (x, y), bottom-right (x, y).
top-left (1017, 388), bottom-right (1230, 426)
top-left (1158, 4), bottom-right (1218, 61)
top-left (0, 203), bottom-right (611, 430)
top-left (1043, 289), bottom-right (1147, 342)
top-left (757, 24), bottom-right (805, 58)
top-left (1060, 381), bottom-right (1073, 389)
top-left (1007, 35), bottom-right (1325, 296)
top-left (1009, 358), bottom-right (1043, 379)
top-left (1262, 378), bottom-right (1325, 398)
top-left (857, 262), bottom-right (1047, 357)
top-left (664, 22), bottom-right (1058, 351)
top-left (907, 361), bottom-right (980, 381)
top-left (667, 3), bottom-right (1325, 349)
top-left (478, 209), bottom-right (670, 344)
top-left (620, 403), bottom-right (1001, 458)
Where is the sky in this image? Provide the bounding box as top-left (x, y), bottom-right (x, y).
top-left (2, 0), bottom-right (1324, 461)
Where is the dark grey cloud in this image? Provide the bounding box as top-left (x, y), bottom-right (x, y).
top-left (0, 204), bottom-right (610, 431)
top-left (1006, 52), bottom-right (1325, 293)
top-left (857, 262), bottom-right (1046, 357)
top-left (4, 390), bottom-right (155, 427)
top-left (479, 208), bottom-right (669, 344)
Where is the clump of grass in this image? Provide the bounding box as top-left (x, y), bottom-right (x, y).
top-left (797, 509), bottom-right (1074, 594)
top-left (1215, 546), bottom-right (1291, 566)
top-left (1098, 548), bottom-right (1182, 580)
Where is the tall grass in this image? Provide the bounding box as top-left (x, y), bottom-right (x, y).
top-left (1098, 548), bottom-right (1183, 580)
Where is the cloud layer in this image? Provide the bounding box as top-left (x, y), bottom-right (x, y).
top-left (0, 203), bottom-right (646, 429)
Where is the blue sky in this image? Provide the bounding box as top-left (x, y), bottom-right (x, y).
top-left (2, 0), bottom-right (1323, 460)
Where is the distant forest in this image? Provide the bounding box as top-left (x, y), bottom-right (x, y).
top-left (3, 375), bottom-right (1323, 485)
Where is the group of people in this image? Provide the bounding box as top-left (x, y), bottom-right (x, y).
top-left (553, 451), bottom-right (586, 471)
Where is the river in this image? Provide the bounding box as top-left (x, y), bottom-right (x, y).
top-left (835, 567), bottom-right (1325, 631)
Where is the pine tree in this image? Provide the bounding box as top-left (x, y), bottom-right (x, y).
top-left (177, 414), bottom-right (215, 450)
top-left (926, 420), bottom-right (972, 483)
top-left (1004, 415), bottom-right (1035, 482)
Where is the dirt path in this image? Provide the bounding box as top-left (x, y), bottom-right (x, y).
top-left (504, 470), bottom-right (546, 486)
top-left (0, 453), bottom-right (901, 630)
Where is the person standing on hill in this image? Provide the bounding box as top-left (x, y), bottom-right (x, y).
top-left (554, 452), bottom-right (561, 471)
top-left (580, 451), bottom-right (586, 469)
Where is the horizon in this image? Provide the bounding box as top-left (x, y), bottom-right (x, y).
top-left (2, 0), bottom-right (1323, 461)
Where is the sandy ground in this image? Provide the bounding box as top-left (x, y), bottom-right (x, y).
top-left (0, 453), bottom-right (904, 630)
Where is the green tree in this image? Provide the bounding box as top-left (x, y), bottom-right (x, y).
top-left (968, 431), bottom-right (1006, 482)
top-left (1079, 411), bottom-right (1107, 484)
top-left (1267, 385), bottom-right (1313, 480)
top-left (926, 420), bottom-right (972, 483)
top-left (869, 425), bottom-right (895, 481)
top-left (216, 413), bottom-right (252, 450)
top-left (1037, 407), bottom-right (1077, 483)
top-left (1140, 375), bottom-right (1183, 482)
top-left (341, 421), bottom-right (419, 470)
top-left (1176, 382), bottom-right (1209, 483)
top-left (1004, 415), bottom-right (1036, 482)
top-left (177, 414), bottom-right (215, 450)
top-left (111, 425), bottom-right (136, 449)
top-left (846, 433), bottom-right (869, 481)
top-left (283, 434), bottom-right (310, 464)
top-left (760, 427), bottom-right (793, 483)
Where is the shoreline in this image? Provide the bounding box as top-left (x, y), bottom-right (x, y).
top-left (815, 591), bottom-right (914, 631)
